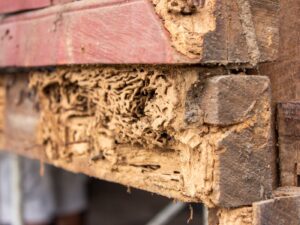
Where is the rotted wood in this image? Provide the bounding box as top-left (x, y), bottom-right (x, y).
top-left (277, 102), bottom-right (300, 187)
top-left (1, 65), bottom-right (275, 208)
top-left (0, 0), bottom-right (279, 66)
top-left (209, 188), bottom-right (300, 225)
top-left (208, 207), bottom-right (253, 225)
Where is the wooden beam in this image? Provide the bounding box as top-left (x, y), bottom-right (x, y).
top-left (253, 189), bottom-right (300, 225)
top-left (1, 66), bottom-right (275, 208)
top-left (0, 0), bottom-right (279, 66)
top-left (209, 188), bottom-right (300, 225)
top-left (277, 102), bottom-right (300, 187)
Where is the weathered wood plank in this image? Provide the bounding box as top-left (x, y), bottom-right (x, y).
top-left (0, 0), bottom-right (76, 14)
top-left (0, 0), bottom-right (50, 14)
top-left (277, 102), bottom-right (300, 187)
top-left (0, 0), bottom-right (186, 66)
top-left (209, 188), bottom-right (300, 225)
top-left (1, 66), bottom-right (275, 208)
top-left (253, 192), bottom-right (300, 225)
top-left (0, 0), bottom-right (279, 66)
top-left (259, 0), bottom-right (300, 103)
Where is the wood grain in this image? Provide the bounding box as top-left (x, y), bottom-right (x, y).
top-left (0, 0), bottom-right (50, 14)
top-left (0, 0), bottom-right (279, 66)
top-left (253, 194), bottom-right (300, 225)
top-left (259, 0), bottom-right (300, 103)
top-left (0, 0), bottom-right (76, 14)
top-left (208, 207), bottom-right (253, 225)
top-left (1, 66), bottom-right (275, 207)
top-left (0, 0), bottom-right (198, 66)
top-left (209, 190), bottom-right (300, 225)
top-left (277, 102), bottom-right (300, 187)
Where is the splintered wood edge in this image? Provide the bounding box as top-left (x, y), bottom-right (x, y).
top-left (1, 66), bottom-right (275, 208)
top-left (0, 0), bottom-right (279, 66)
top-left (208, 207), bottom-right (253, 225)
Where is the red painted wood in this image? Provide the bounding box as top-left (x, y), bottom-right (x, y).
top-left (0, 0), bottom-right (51, 14)
top-left (0, 0), bottom-right (191, 67)
top-left (52, 0), bottom-right (74, 4)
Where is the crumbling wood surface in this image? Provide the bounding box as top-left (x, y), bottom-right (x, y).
top-left (208, 207), bottom-right (253, 225)
top-left (0, 0), bottom-right (279, 66)
top-left (209, 188), bottom-right (300, 225)
top-left (1, 66), bottom-right (275, 208)
top-left (277, 102), bottom-right (300, 187)
top-left (259, 0), bottom-right (300, 103)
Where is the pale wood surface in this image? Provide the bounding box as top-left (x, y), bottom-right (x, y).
top-left (1, 67), bottom-right (275, 208)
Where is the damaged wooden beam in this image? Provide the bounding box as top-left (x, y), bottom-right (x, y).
top-left (0, 0), bottom-right (279, 66)
top-left (208, 207), bottom-right (253, 225)
top-left (2, 66), bottom-right (275, 208)
top-left (277, 101), bottom-right (300, 187)
top-left (209, 187), bottom-right (300, 225)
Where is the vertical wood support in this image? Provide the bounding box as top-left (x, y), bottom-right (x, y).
top-left (277, 102), bottom-right (300, 187)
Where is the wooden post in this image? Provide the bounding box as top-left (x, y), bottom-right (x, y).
top-left (277, 102), bottom-right (300, 187)
top-left (259, 0), bottom-right (300, 103)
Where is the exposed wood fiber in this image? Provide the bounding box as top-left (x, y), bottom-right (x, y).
top-left (18, 65), bottom-right (275, 207)
top-left (236, 0), bottom-right (261, 66)
top-left (217, 207), bottom-right (253, 225)
top-left (151, 0), bottom-right (216, 58)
